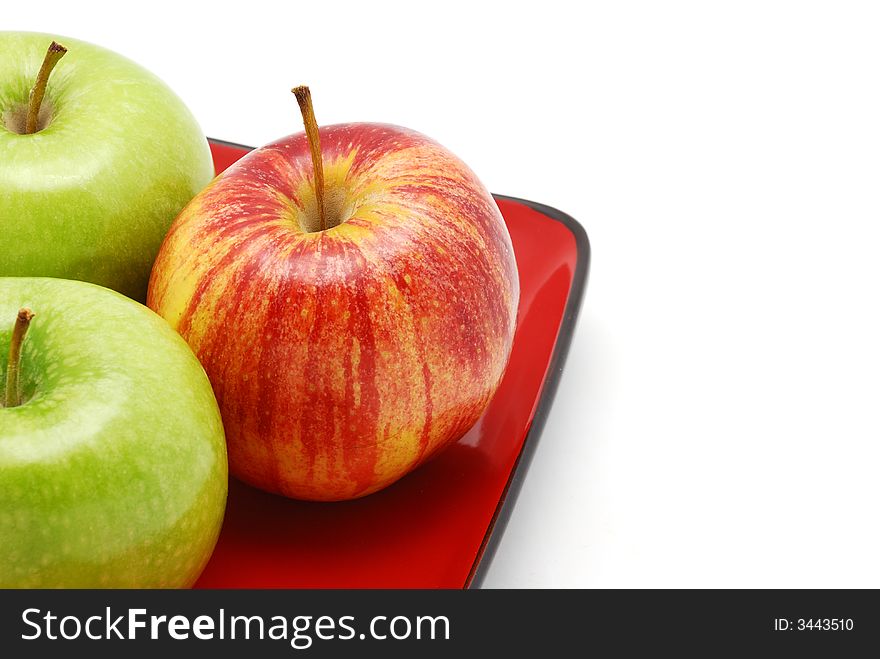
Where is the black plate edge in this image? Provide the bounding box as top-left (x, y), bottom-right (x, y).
top-left (467, 195), bottom-right (591, 589)
top-left (205, 139), bottom-right (592, 589)
top-left (207, 136), bottom-right (258, 152)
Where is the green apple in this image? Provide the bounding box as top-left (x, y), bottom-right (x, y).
top-left (0, 277), bottom-right (227, 588)
top-left (0, 32), bottom-right (214, 301)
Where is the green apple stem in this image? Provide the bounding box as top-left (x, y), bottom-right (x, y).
top-left (4, 308), bottom-right (34, 408)
top-left (25, 41), bottom-right (68, 135)
top-left (292, 85), bottom-right (327, 232)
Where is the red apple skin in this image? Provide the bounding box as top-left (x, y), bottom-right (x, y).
top-left (147, 124), bottom-right (519, 501)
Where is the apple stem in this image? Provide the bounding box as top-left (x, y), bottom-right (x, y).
top-left (292, 85), bottom-right (327, 232)
top-left (4, 309), bottom-right (35, 408)
top-left (25, 41), bottom-right (68, 135)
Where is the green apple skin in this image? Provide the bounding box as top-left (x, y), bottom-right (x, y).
top-left (0, 278), bottom-right (227, 588)
top-left (0, 32), bottom-right (214, 302)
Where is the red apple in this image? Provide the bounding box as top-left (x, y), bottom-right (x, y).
top-left (147, 88), bottom-right (519, 501)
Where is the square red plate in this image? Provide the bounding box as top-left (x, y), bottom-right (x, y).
top-left (194, 139), bottom-right (590, 588)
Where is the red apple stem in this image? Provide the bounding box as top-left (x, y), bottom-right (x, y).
top-left (4, 308), bottom-right (35, 408)
top-left (292, 85), bottom-right (327, 232)
top-left (25, 41), bottom-right (68, 135)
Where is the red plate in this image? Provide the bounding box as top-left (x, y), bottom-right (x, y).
top-left (194, 139), bottom-right (590, 588)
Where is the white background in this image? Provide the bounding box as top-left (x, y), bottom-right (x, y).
top-left (7, 1), bottom-right (880, 587)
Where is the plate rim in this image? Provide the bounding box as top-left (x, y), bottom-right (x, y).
top-left (467, 195), bottom-right (591, 588)
top-left (205, 138), bottom-right (592, 588)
